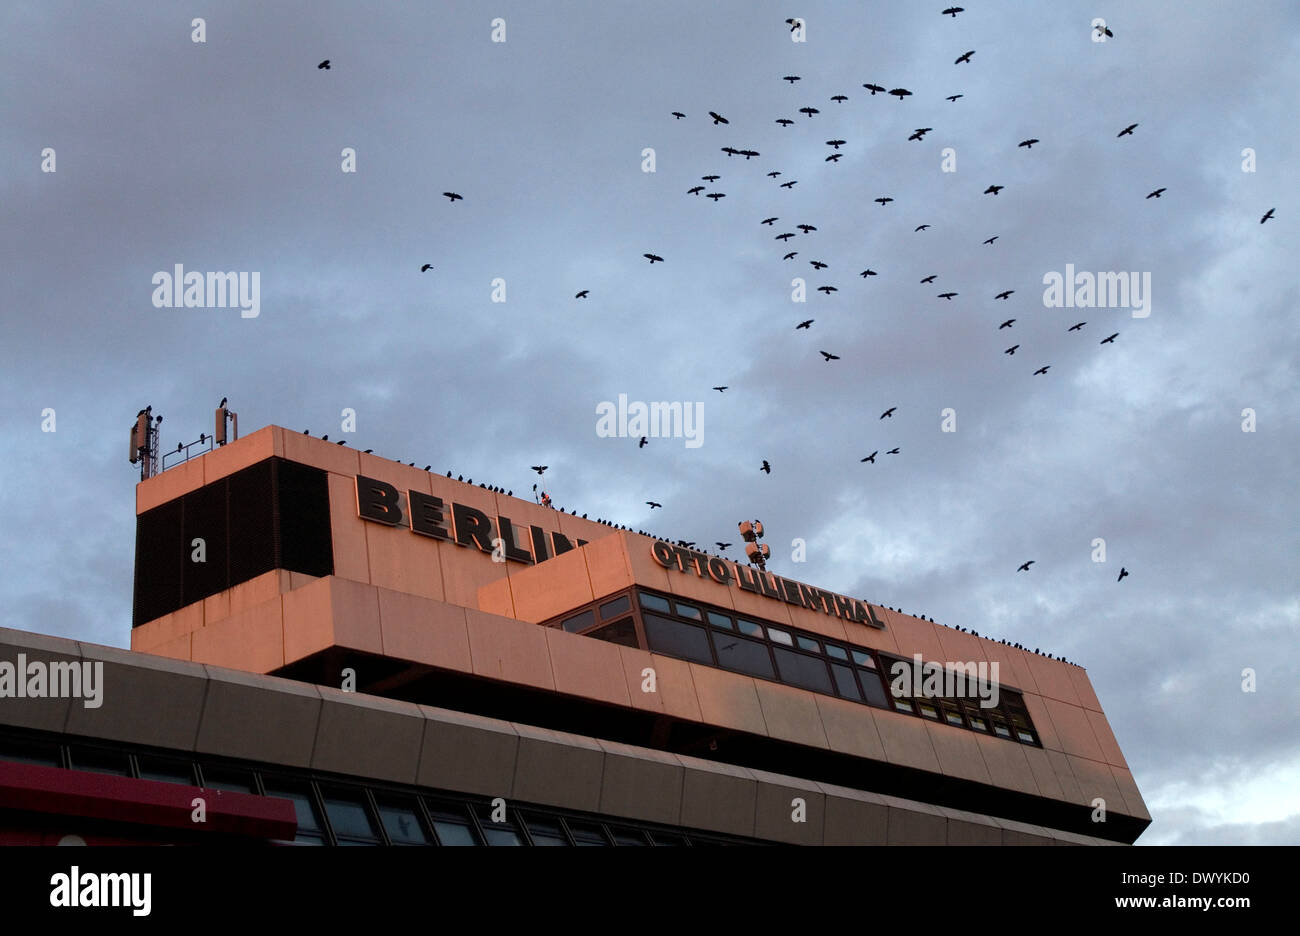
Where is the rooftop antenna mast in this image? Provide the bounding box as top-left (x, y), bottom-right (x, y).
top-left (129, 406), bottom-right (162, 480)
top-left (739, 519), bottom-right (770, 571)
top-left (531, 465), bottom-right (552, 509)
top-left (214, 397), bottom-right (238, 446)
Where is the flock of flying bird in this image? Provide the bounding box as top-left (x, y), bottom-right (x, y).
top-left (309, 11), bottom-right (1278, 645)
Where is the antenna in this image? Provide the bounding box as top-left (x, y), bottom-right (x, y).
top-left (739, 519), bottom-right (770, 570)
top-left (129, 406), bottom-right (162, 480)
top-left (214, 400), bottom-right (238, 446)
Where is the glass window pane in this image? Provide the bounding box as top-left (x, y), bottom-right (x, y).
top-left (767, 628), bottom-right (793, 646)
top-left (201, 765), bottom-right (256, 793)
top-left (599, 595), bottom-right (631, 619)
top-left (474, 804), bottom-right (522, 846)
top-left (945, 710), bottom-right (965, 727)
top-left (796, 636), bottom-right (820, 653)
top-left (893, 698), bottom-right (914, 713)
top-left (969, 716), bottom-right (988, 731)
top-left (992, 722), bottom-right (1012, 738)
top-left (524, 816), bottom-right (569, 846)
top-left (851, 649), bottom-right (876, 668)
top-left (0, 737), bottom-right (61, 768)
top-left (650, 832), bottom-right (687, 846)
top-left (918, 703), bottom-right (939, 719)
top-left (562, 609), bottom-right (595, 633)
top-left (824, 644), bottom-right (849, 661)
top-left (772, 647), bottom-right (832, 693)
top-left (587, 618), bottom-right (639, 648)
top-left (707, 612), bottom-right (733, 630)
top-left (1017, 730), bottom-right (1036, 744)
top-left (321, 788), bottom-right (380, 842)
top-left (830, 663), bottom-right (863, 700)
top-left (713, 634), bottom-right (775, 679)
top-left (639, 592), bottom-right (671, 613)
top-left (262, 780), bottom-right (323, 841)
top-left (68, 746), bottom-right (131, 777)
top-left (376, 797), bottom-right (431, 845)
top-left (137, 756), bottom-right (194, 785)
top-left (566, 821), bottom-right (609, 846)
top-left (858, 669), bottom-right (891, 708)
top-left (736, 619), bottom-right (763, 638)
top-left (610, 827), bottom-right (649, 846)
top-left (675, 602), bottom-right (702, 621)
top-left (643, 613), bottom-right (713, 664)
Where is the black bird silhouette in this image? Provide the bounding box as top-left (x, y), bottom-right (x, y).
top-left (1017, 561), bottom-right (1034, 572)
top-left (888, 88), bottom-right (912, 99)
top-left (942, 6), bottom-right (964, 16)
top-left (984, 184), bottom-right (1004, 195)
top-left (706, 192), bottom-right (726, 201)
top-left (826, 153), bottom-right (843, 162)
top-left (1096, 25), bottom-right (1114, 38)
top-left (826, 139), bottom-right (846, 149)
top-left (761, 460), bottom-right (771, 474)
top-left (712, 386), bottom-right (728, 392)
top-left (831, 95), bottom-right (848, 103)
top-left (337, 439), bottom-right (346, 446)
top-left (999, 318), bottom-right (1015, 329)
top-left (783, 75), bottom-right (801, 83)
top-left (946, 94), bottom-right (963, 101)
top-left (796, 319), bottom-right (813, 329)
top-left (860, 269), bottom-right (877, 277)
top-left (687, 186), bottom-right (705, 195)
top-left (983, 235), bottom-right (999, 244)
top-left (1117, 567), bottom-right (1129, 582)
top-left (1004, 345), bottom-right (1019, 355)
top-left (937, 292), bottom-right (958, 299)
top-left (863, 83), bottom-right (885, 95)
top-left (721, 146), bottom-right (739, 157)
top-left (739, 149), bottom-right (759, 159)
top-left (767, 171), bottom-right (781, 178)
top-left (646, 501), bottom-right (662, 509)
top-left (1261, 208), bottom-right (1275, 224)
top-left (1033, 365), bottom-right (1050, 375)
top-left (776, 232), bottom-right (795, 241)
top-left (909, 127), bottom-right (932, 139)
top-left (575, 290), bottom-right (589, 298)
top-left (702, 175), bottom-right (720, 181)
top-left (820, 350), bottom-right (840, 361)
top-left (799, 106), bottom-right (820, 117)
top-left (420, 263), bottom-right (433, 272)
top-left (780, 180), bottom-right (798, 188)
top-left (1018, 139), bottom-right (1039, 148)
top-left (639, 436), bottom-right (648, 448)
top-left (915, 224), bottom-right (930, 232)
top-left (955, 50), bottom-right (975, 64)
top-left (364, 449), bottom-right (373, 454)
top-left (531, 465), bottom-right (547, 474)
top-left (709, 111), bottom-right (729, 124)
top-left (1100, 333), bottom-right (1119, 344)
top-left (995, 290), bottom-right (1014, 299)
top-left (785, 17), bottom-right (801, 31)
top-left (443, 192), bottom-right (463, 202)
top-left (880, 407), bottom-right (896, 419)
top-left (875, 196), bottom-right (894, 205)
top-left (761, 217), bottom-right (779, 225)
top-left (920, 274), bottom-right (937, 283)
top-left (798, 224), bottom-right (817, 233)
top-left (886, 447), bottom-right (900, 455)
top-left (1069, 322), bottom-right (1086, 331)
top-left (317, 60), bottom-right (330, 69)
top-left (644, 253), bottom-right (664, 263)
top-left (861, 451), bottom-right (878, 463)
top-left (810, 260), bottom-right (827, 270)
top-left (715, 542), bottom-right (732, 551)
top-left (321, 435), bottom-right (328, 441)
top-left (776, 118), bottom-right (794, 127)
top-left (1146, 187), bottom-right (1166, 199)
top-left (671, 111), bottom-right (686, 119)
top-left (1118, 123), bottom-right (1138, 137)
top-left (784, 252), bottom-right (798, 260)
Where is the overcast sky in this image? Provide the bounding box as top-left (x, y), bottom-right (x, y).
top-left (2, 0), bottom-right (1296, 845)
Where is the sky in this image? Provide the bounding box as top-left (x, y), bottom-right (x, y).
top-left (1, 0), bottom-right (1296, 845)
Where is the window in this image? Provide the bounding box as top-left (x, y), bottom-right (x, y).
top-left (830, 663), bottom-right (863, 701)
top-left (200, 765), bottom-right (256, 793)
top-left (643, 613), bottom-right (713, 664)
top-left (562, 610), bottom-right (595, 633)
top-left (587, 618), bottom-right (638, 648)
top-left (852, 649), bottom-right (876, 669)
top-left (857, 669), bottom-right (891, 708)
top-left (675, 602), bottom-right (702, 621)
top-left (609, 827), bottom-right (650, 846)
top-left (263, 779), bottom-right (326, 845)
top-left (918, 702), bottom-right (940, 720)
top-left (599, 595), bottom-right (631, 619)
top-left (137, 755), bottom-right (194, 785)
top-left (566, 821), bottom-right (609, 845)
top-left (524, 815), bottom-right (569, 846)
top-left (376, 796), bottom-right (432, 845)
top-left (67, 746), bottom-right (130, 777)
top-left (707, 611), bottom-right (733, 630)
top-left (0, 736), bottom-right (61, 768)
top-left (991, 721), bottom-right (1012, 739)
top-left (639, 592), bottom-right (671, 613)
top-left (825, 644), bottom-right (849, 661)
top-left (772, 647), bottom-right (832, 694)
top-left (426, 801), bottom-right (479, 845)
top-left (474, 803), bottom-right (523, 846)
top-left (767, 627), bottom-right (794, 646)
top-left (736, 619), bottom-right (764, 638)
top-left (321, 787), bottom-right (381, 845)
top-left (796, 636), bottom-right (820, 653)
top-left (712, 634), bottom-right (776, 679)
top-left (944, 709), bottom-right (965, 727)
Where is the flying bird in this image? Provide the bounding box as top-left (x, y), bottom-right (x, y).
top-left (671, 111), bottom-right (685, 119)
top-left (646, 501), bottom-right (662, 509)
top-left (863, 83), bottom-right (885, 95)
top-left (1096, 25), bottom-right (1114, 38)
top-left (760, 460), bottom-right (771, 474)
top-left (984, 184), bottom-right (1004, 195)
top-left (443, 192), bottom-right (463, 202)
top-left (776, 118), bottom-right (794, 127)
top-left (1033, 365), bottom-right (1050, 375)
top-left (937, 292), bottom-right (957, 299)
top-left (706, 192), bottom-right (726, 201)
top-left (1261, 208), bottom-right (1275, 224)
top-left (920, 275), bottom-right (938, 283)
top-left (797, 224), bottom-right (817, 233)
top-left (1069, 322), bottom-right (1086, 331)
top-left (721, 146), bottom-right (739, 157)
top-left (946, 94), bottom-right (964, 102)
top-left (767, 171), bottom-right (781, 178)
top-left (1004, 345), bottom-right (1019, 355)
top-left (1100, 332), bottom-right (1119, 344)
top-left (317, 60), bottom-right (330, 69)
top-left (639, 436), bottom-right (648, 448)
top-left (999, 318), bottom-right (1016, 329)
top-left (1117, 567), bottom-right (1129, 582)
top-left (687, 186), bottom-right (704, 195)
top-left (995, 290), bottom-right (1014, 299)
top-left (709, 111), bottom-right (729, 124)
top-left (826, 153), bottom-right (842, 162)
top-left (983, 235), bottom-right (999, 244)
top-left (712, 386), bottom-right (728, 392)
top-left (783, 75), bottom-right (801, 83)
top-left (785, 17), bottom-right (801, 31)
top-left (799, 106), bottom-right (820, 117)
top-left (1146, 187), bottom-right (1166, 199)
top-left (575, 290), bottom-right (589, 298)
top-left (880, 407), bottom-right (896, 419)
top-left (1017, 561), bottom-right (1035, 572)
top-left (796, 319), bottom-right (813, 329)
top-left (780, 180), bottom-right (798, 188)
top-left (915, 224), bottom-right (930, 232)
top-left (955, 50), bottom-right (975, 64)
top-left (817, 285), bottom-right (838, 294)
top-left (875, 197), bottom-right (894, 205)
top-left (644, 253), bottom-right (664, 263)
top-left (776, 232), bottom-right (795, 241)
top-left (942, 7), bottom-right (964, 16)
top-left (531, 465), bottom-right (548, 474)
top-left (716, 543), bottom-right (732, 551)
top-left (861, 451), bottom-right (878, 463)
top-left (860, 269), bottom-right (877, 277)
top-left (831, 95), bottom-right (848, 103)
top-left (810, 260), bottom-right (828, 270)
top-left (702, 175), bottom-right (720, 182)
top-left (784, 252), bottom-right (798, 260)
top-left (886, 448), bottom-right (900, 455)
top-left (826, 139), bottom-right (846, 149)
top-left (420, 263), bottom-right (433, 272)
top-left (888, 88), bottom-right (912, 99)
top-left (762, 217), bottom-right (779, 225)
top-left (1117, 123), bottom-right (1138, 137)
top-left (820, 350), bottom-right (840, 361)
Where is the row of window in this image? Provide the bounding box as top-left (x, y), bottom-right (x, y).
top-left (550, 589), bottom-right (1039, 746)
top-left (0, 730), bottom-right (760, 846)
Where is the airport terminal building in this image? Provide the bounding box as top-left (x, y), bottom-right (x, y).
top-left (0, 425), bottom-right (1149, 845)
